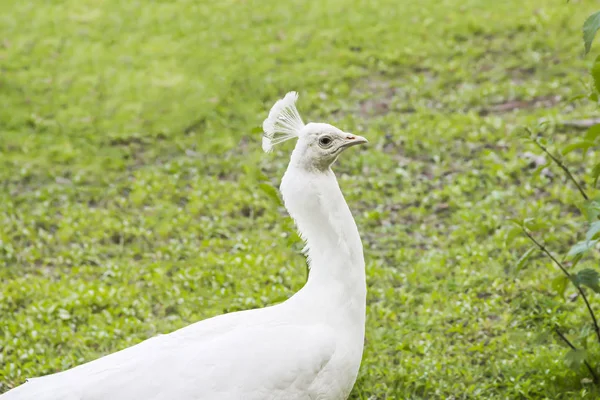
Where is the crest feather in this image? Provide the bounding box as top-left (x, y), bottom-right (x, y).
top-left (262, 91), bottom-right (305, 153)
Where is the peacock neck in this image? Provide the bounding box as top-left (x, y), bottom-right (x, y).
top-left (280, 165), bottom-right (366, 321)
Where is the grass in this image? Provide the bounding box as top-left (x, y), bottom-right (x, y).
top-left (2, 0), bottom-right (600, 398)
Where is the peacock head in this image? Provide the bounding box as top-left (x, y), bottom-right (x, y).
top-left (262, 92), bottom-right (367, 171)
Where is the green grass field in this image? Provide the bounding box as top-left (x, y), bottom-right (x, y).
top-left (2, 0), bottom-right (600, 398)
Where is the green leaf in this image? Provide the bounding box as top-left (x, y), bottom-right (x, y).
top-left (533, 162), bottom-right (550, 176)
top-left (592, 55), bottom-right (600, 92)
top-left (504, 226), bottom-right (522, 246)
top-left (571, 253), bottom-right (584, 270)
top-left (508, 218), bottom-right (524, 228)
top-left (585, 124), bottom-right (600, 141)
top-left (572, 268), bottom-right (600, 293)
top-left (586, 221), bottom-right (600, 242)
top-left (523, 218), bottom-right (550, 232)
top-left (561, 141), bottom-right (595, 155)
top-left (590, 91), bottom-right (599, 102)
top-left (580, 199), bottom-right (600, 222)
top-left (552, 275), bottom-right (570, 298)
top-left (564, 348), bottom-right (588, 370)
top-left (250, 126), bottom-right (263, 134)
top-left (243, 164), bottom-right (269, 182)
top-left (567, 240), bottom-right (598, 258)
top-left (584, 12), bottom-right (600, 55)
top-left (578, 324), bottom-right (594, 349)
top-left (258, 182), bottom-right (282, 205)
top-left (592, 164), bottom-right (600, 188)
top-left (534, 331), bottom-right (551, 344)
top-left (515, 247), bottom-right (536, 272)
top-left (568, 94), bottom-right (587, 102)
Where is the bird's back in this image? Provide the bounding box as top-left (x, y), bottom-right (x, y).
top-left (1, 303), bottom-right (347, 400)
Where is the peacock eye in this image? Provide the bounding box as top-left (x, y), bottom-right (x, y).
top-left (318, 136), bottom-right (333, 148)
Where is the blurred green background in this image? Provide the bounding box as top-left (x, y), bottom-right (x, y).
top-left (2, 0), bottom-right (600, 398)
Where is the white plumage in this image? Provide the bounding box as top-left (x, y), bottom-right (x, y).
top-left (1, 92), bottom-right (368, 400)
top-left (262, 91), bottom-right (305, 152)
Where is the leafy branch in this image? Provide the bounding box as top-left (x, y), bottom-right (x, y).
top-left (555, 326), bottom-right (598, 383)
top-left (505, 6), bottom-right (600, 388)
top-left (524, 127), bottom-right (589, 201)
top-left (520, 228), bottom-right (600, 345)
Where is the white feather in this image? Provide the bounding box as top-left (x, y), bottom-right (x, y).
top-left (262, 91), bottom-right (305, 152)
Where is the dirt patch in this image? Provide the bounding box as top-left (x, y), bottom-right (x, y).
top-left (355, 76), bottom-right (400, 117)
top-left (341, 75), bottom-right (422, 119)
top-left (559, 117), bottom-right (600, 130)
top-left (506, 67), bottom-right (537, 84)
top-left (479, 95), bottom-right (562, 116)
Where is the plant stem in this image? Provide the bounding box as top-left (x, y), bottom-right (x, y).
top-left (523, 230), bottom-right (571, 278)
top-left (554, 326), bottom-right (598, 383)
top-left (530, 136), bottom-right (589, 201)
top-left (523, 230), bottom-right (600, 344)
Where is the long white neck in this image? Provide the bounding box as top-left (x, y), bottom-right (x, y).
top-left (279, 163), bottom-right (366, 328)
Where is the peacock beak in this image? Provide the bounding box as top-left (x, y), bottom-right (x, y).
top-left (341, 134), bottom-right (368, 149)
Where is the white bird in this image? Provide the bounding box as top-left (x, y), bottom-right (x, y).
top-left (1, 91), bottom-right (368, 400)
